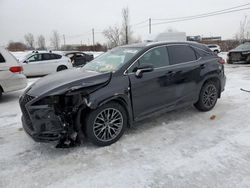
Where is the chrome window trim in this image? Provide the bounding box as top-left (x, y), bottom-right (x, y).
top-left (123, 44), bottom-right (201, 75)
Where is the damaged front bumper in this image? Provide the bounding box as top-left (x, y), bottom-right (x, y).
top-left (20, 94), bottom-right (64, 142)
top-left (19, 93), bottom-right (84, 144)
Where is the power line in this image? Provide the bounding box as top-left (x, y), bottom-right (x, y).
top-left (151, 7), bottom-right (250, 26)
top-left (153, 3), bottom-right (250, 21)
top-left (131, 19), bottom-right (148, 27)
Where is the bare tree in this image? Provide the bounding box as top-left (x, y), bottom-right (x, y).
top-left (24, 33), bottom-right (35, 49)
top-left (37, 35), bottom-right (46, 50)
top-left (235, 16), bottom-right (250, 42)
top-left (103, 25), bottom-right (121, 48)
top-left (120, 7), bottom-right (133, 45)
top-left (50, 30), bottom-right (60, 50)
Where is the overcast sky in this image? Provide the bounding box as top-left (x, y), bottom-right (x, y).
top-left (0, 0), bottom-right (249, 47)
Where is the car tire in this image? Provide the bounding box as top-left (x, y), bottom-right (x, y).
top-left (84, 102), bottom-right (127, 146)
top-left (0, 89), bottom-right (2, 100)
top-left (57, 66), bottom-right (67, 72)
top-left (214, 50), bottom-right (219, 54)
top-left (194, 81), bottom-right (219, 112)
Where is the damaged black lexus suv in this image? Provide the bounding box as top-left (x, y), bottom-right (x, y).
top-left (20, 42), bottom-right (226, 147)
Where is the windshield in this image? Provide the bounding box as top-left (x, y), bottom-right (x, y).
top-left (235, 42), bottom-right (250, 51)
top-left (83, 47), bottom-right (141, 73)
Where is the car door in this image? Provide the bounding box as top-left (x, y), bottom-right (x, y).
top-left (166, 44), bottom-right (201, 105)
top-left (127, 46), bottom-right (179, 119)
top-left (40, 53), bottom-right (59, 74)
top-left (22, 53), bottom-right (43, 76)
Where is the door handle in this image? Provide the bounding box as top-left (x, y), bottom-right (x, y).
top-left (166, 71), bottom-right (175, 76)
top-left (200, 64), bottom-right (206, 69)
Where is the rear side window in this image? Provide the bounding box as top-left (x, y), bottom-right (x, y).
top-left (49, 54), bottom-right (56, 59)
top-left (54, 54), bottom-right (62, 59)
top-left (42, 53), bottom-right (51, 60)
top-left (167, 45), bottom-right (197, 65)
top-left (0, 53), bottom-right (5, 63)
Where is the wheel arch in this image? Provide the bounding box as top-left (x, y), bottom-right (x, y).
top-left (77, 95), bottom-right (133, 134)
top-left (200, 76), bottom-right (221, 98)
top-left (57, 65), bottom-right (68, 71)
top-left (96, 95), bottom-right (133, 128)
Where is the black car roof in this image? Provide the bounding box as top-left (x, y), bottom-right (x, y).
top-left (121, 41), bottom-right (201, 48)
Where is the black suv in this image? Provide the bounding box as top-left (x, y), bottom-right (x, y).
top-left (19, 42), bottom-right (226, 147)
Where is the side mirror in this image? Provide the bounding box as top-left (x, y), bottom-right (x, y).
top-left (23, 60), bottom-right (29, 64)
top-left (135, 64), bottom-right (154, 78)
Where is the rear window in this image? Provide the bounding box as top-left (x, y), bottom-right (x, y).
top-left (0, 53), bottom-right (5, 63)
top-left (167, 45), bottom-right (197, 65)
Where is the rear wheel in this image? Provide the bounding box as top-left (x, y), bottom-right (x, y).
top-left (194, 81), bottom-right (218, 111)
top-left (57, 65), bottom-right (67, 72)
top-left (84, 102), bottom-right (127, 146)
top-left (0, 89), bottom-right (2, 100)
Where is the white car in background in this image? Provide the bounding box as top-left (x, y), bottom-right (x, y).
top-left (0, 47), bottom-right (27, 99)
top-left (207, 44), bottom-right (221, 53)
top-left (20, 52), bottom-right (73, 76)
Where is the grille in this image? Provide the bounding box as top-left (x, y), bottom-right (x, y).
top-left (20, 94), bottom-right (35, 131)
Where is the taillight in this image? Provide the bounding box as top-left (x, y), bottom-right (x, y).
top-left (9, 66), bottom-right (23, 73)
top-left (218, 58), bottom-right (225, 64)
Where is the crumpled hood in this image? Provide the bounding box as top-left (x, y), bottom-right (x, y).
top-left (27, 68), bottom-right (111, 97)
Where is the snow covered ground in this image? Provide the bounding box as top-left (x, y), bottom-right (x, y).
top-left (1, 62), bottom-right (250, 188)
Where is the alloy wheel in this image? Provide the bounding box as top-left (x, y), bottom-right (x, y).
top-left (93, 108), bottom-right (123, 142)
top-left (202, 84), bottom-right (217, 108)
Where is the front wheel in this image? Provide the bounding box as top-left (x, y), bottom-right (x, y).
top-left (194, 81), bottom-right (218, 111)
top-left (84, 102), bottom-right (127, 146)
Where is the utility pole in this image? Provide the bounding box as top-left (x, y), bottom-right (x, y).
top-left (92, 28), bottom-right (95, 51)
top-left (149, 18), bottom-right (152, 34)
top-left (125, 25), bottom-right (128, 44)
top-left (63, 34), bottom-right (66, 46)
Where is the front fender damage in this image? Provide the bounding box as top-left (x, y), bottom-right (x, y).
top-left (52, 81), bottom-right (109, 148)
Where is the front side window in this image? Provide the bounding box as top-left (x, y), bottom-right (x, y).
top-left (28, 54), bottom-right (42, 62)
top-left (167, 45), bottom-right (197, 65)
top-left (138, 46), bottom-right (169, 68)
top-left (83, 47), bottom-right (141, 73)
top-left (0, 53), bottom-right (5, 63)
